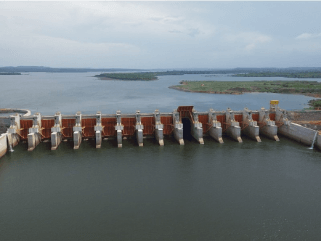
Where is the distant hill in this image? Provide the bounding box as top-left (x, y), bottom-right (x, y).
top-left (0, 66), bottom-right (320, 74)
top-left (0, 66), bottom-right (145, 73)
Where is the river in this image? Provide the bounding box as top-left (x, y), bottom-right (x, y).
top-left (1, 73), bottom-right (321, 240)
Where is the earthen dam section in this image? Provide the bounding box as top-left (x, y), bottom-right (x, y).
top-left (1, 101), bottom-right (321, 159)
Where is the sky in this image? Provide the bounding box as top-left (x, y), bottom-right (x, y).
top-left (0, 1), bottom-right (321, 69)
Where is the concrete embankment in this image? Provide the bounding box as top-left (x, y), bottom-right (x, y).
top-left (279, 123), bottom-right (318, 146)
top-left (0, 133), bottom-right (7, 158)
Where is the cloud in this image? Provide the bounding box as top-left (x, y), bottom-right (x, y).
top-left (188, 28), bottom-right (201, 37)
top-left (245, 43), bottom-right (256, 51)
top-left (223, 32), bottom-right (272, 51)
top-left (168, 30), bottom-right (182, 34)
top-left (149, 16), bottom-right (183, 24)
top-left (255, 35), bottom-right (272, 43)
top-left (296, 33), bottom-right (321, 40)
top-left (1, 1), bottom-right (321, 68)
top-left (168, 28), bottom-right (202, 37)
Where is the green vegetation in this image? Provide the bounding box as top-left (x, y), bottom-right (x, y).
top-left (169, 80), bottom-right (321, 97)
top-left (96, 70), bottom-right (218, 81)
top-left (95, 72), bottom-right (159, 81)
top-left (308, 99), bottom-right (321, 108)
top-left (95, 70), bottom-right (230, 81)
top-left (96, 69), bottom-right (321, 81)
top-left (234, 72), bottom-right (321, 78)
top-left (0, 72), bottom-right (21, 75)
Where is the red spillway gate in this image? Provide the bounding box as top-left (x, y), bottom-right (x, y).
top-left (269, 113), bottom-right (276, 121)
top-left (161, 116), bottom-right (173, 135)
top-left (141, 117), bottom-right (154, 136)
top-left (252, 113), bottom-right (259, 122)
top-left (122, 117), bottom-right (136, 137)
top-left (20, 120), bottom-right (33, 140)
top-left (198, 114), bottom-right (209, 134)
top-left (42, 119), bottom-right (55, 139)
top-left (62, 119), bottom-right (75, 139)
top-left (177, 106), bottom-right (194, 119)
top-left (102, 118), bottom-right (117, 137)
top-left (82, 118), bottom-right (96, 138)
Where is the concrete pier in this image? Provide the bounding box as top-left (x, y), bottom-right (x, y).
top-left (115, 111), bottom-right (124, 148)
top-left (51, 112), bottom-right (63, 150)
top-left (173, 110), bottom-right (184, 145)
top-left (94, 112), bottom-right (103, 148)
top-left (226, 108), bottom-right (242, 142)
top-left (135, 111), bottom-right (144, 147)
top-left (191, 110), bottom-right (204, 144)
top-left (7, 114), bottom-right (21, 148)
top-left (28, 113), bottom-right (42, 151)
top-left (208, 109), bottom-right (223, 143)
top-left (154, 110), bottom-right (164, 146)
top-left (242, 108), bottom-right (261, 142)
top-left (0, 133), bottom-right (7, 159)
top-left (73, 112), bottom-right (82, 149)
top-left (259, 108), bottom-right (279, 141)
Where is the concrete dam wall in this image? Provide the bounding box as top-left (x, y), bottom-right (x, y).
top-left (1, 102), bottom-right (321, 159)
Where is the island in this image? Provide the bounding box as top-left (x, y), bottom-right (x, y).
top-left (95, 71), bottom-right (224, 81)
top-left (95, 72), bottom-right (159, 81)
top-left (0, 73), bottom-right (21, 75)
top-left (169, 80), bottom-right (321, 97)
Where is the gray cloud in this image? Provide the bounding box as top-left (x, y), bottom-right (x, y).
top-left (0, 2), bottom-right (321, 68)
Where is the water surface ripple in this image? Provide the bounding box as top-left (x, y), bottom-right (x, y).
top-left (1, 73), bottom-right (321, 240)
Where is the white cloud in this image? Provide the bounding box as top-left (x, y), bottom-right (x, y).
top-left (223, 32), bottom-right (272, 51)
top-left (296, 33), bottom-right (321, 40)
top-left (245, 43), bottom-right (256, 51)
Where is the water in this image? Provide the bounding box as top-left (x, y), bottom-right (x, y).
top-left (1, 73), bottom-right (321, 240)
top-left (0, 73), bottom-right (317, 114)
top-left (0, 113), bottom-right (16, 117)
top-left (8, 144), bottom-right (14, 152)
top-left (309, 131), bottom-right (318, 149)
top-left (1, 137), bottom-right (321, 240)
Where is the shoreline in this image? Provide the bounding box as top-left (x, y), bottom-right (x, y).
top-left (168, 85), bottom-right (321, 98)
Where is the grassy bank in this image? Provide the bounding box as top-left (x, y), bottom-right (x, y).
top-left (308, 99), bottom-right (321, 108)
top-left (169, 80), bottom-right (321, 97)
top-left (233, 72), bottom-right (321, 78)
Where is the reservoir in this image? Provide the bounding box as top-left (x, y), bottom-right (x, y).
top-left (1, 73), bottom-right (321, 240)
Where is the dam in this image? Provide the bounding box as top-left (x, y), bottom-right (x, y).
top-left (1, 100), bottom-right (321, 158)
